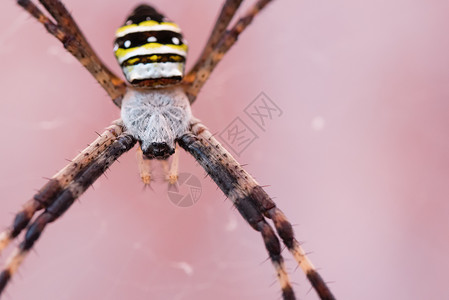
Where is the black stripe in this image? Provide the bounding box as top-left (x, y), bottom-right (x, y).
top-left (130, 76), bottom-right (183, 87)
top-left (115, 30), bottom-right (184, 49)
top-left (125, 4), bottom-right (166, 25)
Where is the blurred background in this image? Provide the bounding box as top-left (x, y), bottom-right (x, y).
top-left (1, 0), bottom-right (449, 299)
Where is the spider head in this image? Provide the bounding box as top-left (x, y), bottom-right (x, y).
top-left (114, 4), bottom-right (188, 88)
top-left (141, 141), bottom-right (175, 160)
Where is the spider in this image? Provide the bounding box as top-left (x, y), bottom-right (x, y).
top-left (0, 1), bottom-right (335, 299)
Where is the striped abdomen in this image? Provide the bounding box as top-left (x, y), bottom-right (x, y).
top-left (114, 5), bottom-right (187, 87)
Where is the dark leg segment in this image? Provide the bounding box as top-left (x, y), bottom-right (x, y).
top-left (17, 0), bottom-right (126, 106)
top-left (237, 200), bottom-right (296, 300)
top-left (183, 0), bottom-right (274, 103)
top-left (178, 120), bottom-right (336, 300)
top-left (0, 133), bottom-right (136, 296)
top-left (0, 121), bottom-right (124, 253)
top-left (250, 187), bottom-right (336, 300)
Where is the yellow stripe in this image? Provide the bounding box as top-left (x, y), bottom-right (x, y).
top-left (115, 43), bottom-right (188, 60)
top-left (127, 55), bottom-right (163, 64)
top-left (116, 21), bottom-right (179, 36)
top-left (122, 54), bottom-right (185, 66)
top-left (126, 58), bottom-right (141, 65)
top-left (169, 55), bottom-right (184, 62)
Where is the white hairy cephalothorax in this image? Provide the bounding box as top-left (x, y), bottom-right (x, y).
top-left (120, 85), bottom-right (192, 155)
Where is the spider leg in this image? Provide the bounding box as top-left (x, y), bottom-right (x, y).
top-left (183, 0), bottom-right (274, 103)
top-left (0, 132), bottom-right (136, 295)
top-left (17, 0), bottom-right (127, 106)
top-left (162, 145), bottom-right (180, 184)
top-left (136, 145), bottom-right (152, 185)
top-left (178, 119), bottom-right (336, 300)
top-left (183, 0), bottom-right (243, 86)
top-left (0, 120), bottom-right (124, 254)
top-left (178, 120), bottom-right (296, 300)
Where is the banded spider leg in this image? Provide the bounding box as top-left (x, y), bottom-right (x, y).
top-left (183, 0), bottom-right (243, 91)
top-left (17, 0), bottom-right (126, 105)
top-left (0, 120), bottom-right (125, 254)
top-left (183, 0), bottom-right (274, 103)
top-left (0, 121), bottom-right (136, 293)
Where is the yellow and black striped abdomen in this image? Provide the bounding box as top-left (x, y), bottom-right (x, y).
top-left (114, 5), bottom-right (188, 87)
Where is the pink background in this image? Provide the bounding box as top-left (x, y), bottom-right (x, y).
top-left (1, 0), bottom-right (449, 299)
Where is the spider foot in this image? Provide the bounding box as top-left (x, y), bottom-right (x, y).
top-left (166, 173), bottom-right (179, 185)
top-left (140, 174), bottom-right (152, 185)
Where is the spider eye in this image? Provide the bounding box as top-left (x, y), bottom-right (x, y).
top-left (113, 4), bottom-right (188, 87)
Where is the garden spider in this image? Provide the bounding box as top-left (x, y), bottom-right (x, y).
top-left (0, 0), bottom-right (336, 299)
